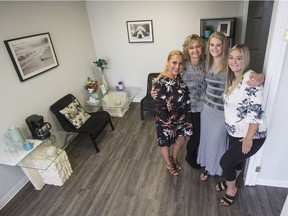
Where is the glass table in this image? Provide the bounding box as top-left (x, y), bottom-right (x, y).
top-left (100, 87), bottom-right (140, 117)
top-left (17, 131), bottom-right (78, 170)
top-left (0, 131), bottom-right (78, 190)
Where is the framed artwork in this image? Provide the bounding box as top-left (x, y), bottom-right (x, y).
top-left (126, 20), bottom-right (154, 43)
top-left (4, 32), bottom-right (59, 82)
top-left (217, 21), bottom-right (231, 37)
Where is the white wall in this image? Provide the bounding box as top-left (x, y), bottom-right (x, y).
top-left (0, 1), bottom-right (97, 208)
top-left (85, 1), bottom-right (245, 100)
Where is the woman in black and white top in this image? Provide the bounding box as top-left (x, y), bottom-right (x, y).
top-left (217, 44), bottom-right (267, 206)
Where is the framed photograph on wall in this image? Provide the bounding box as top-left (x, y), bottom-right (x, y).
top-left (4, 32), bottom-right (59, 82)
top-left (217, 21), bottom-right (231, 37)
top-left (126, 20), bottom-right (154, 43)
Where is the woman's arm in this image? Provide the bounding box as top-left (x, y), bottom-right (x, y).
top-left (151, 73), bottom-right (165, 99)
top-left (240, 123), bottom-right (259, 154)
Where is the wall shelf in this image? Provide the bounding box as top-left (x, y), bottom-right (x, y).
top-left (200, 17), bottom-right (237, 48)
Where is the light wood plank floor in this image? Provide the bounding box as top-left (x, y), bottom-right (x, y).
top-left (1, 103), bottom-right (287, 216)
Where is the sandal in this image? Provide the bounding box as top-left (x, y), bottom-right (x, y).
top-left (220, 190), bottom-right (237, 207)
top-left (200, 170), bottom-right (210, 181)
top-left (215, 181), bottom-right (227, 192)
top-left (170, 156), bottom-right (182, 170)
top-left (166, 163), bottom-right (179, 176)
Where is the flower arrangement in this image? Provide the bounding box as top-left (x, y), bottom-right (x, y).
top-left (84, 77), bottom-right (99, 94)
top-left (93, 58), bottom-right (108, 74)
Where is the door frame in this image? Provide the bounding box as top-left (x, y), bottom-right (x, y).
top-left (244, 0), bottom-right (288, 186)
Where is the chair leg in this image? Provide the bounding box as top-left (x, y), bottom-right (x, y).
top-left (140, 107), bottom-right (144, 121)
top-left (89, 134), bottom-right (100, 153)
top-left (109, 119), bottom-right (115, 130)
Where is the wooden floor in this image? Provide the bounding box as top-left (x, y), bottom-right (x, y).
top-left (1, 103), bottom-right (287, 216)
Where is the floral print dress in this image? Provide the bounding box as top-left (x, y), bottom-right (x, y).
top-left (154, 75), bottom-right (193, 147)
top-left (223, 70), bottom-right (267, 139)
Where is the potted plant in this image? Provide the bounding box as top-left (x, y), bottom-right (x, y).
top-left (204, 25), bottom-right (213, 38)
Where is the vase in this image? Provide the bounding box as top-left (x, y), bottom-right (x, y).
top-left (91, 92), bottom-right (99, 99)
top-left (101, 71), bottom-right (109, 91)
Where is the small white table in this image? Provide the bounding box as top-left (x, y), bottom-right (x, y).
top-left (0, 131), bottom-right (78, 190)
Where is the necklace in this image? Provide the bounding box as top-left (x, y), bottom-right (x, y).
top-left (190, 62), bottom-right (203, 77)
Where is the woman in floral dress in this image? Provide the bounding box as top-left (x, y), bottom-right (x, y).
top-left (154, 50), bottom-right (193, 176)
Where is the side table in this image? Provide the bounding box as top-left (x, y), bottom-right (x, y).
top-left (0, 131), bottom-right (78, 190)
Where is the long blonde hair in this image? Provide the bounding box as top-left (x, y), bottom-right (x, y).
top-left (224, 44), bottom-right (251, 96)
top-left (205, 32), bottom-right (229, 74)
top-left (182, 34), bottom-right (205, 61)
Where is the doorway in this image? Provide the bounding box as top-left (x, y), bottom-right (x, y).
top-left (244, 0), bottom-right (274, 73)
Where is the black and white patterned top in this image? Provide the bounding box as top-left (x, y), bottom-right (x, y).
top-left (223, 70), bottom-right (267, 139)
top-left (154, 75), bottom-right (193, 147)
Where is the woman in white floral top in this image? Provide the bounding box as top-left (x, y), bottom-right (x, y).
top-left (217, 44), bottom-right (267, 206)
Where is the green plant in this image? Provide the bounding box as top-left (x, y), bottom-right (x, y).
top-left (93, 58), bottom-right (108, 72)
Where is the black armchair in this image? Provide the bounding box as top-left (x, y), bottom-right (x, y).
top-left (140, 73), bottom-right (160, 120)
top-left (50, 94), bottom-right (114, 152)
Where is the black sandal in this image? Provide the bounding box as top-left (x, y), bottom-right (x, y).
top-left (200, 170), bottom-right (210, 181)
top-left (220, 191), bottom-right (237, 207)
top-left (215, 181), bottom-right (227, 192)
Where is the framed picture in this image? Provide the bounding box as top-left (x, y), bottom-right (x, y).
top-left (217, 21), bottom-right (231, 37)
top-left (4, 32), bottom-right (59, 82)
top-left (126, 20), bottom-right (154, 43)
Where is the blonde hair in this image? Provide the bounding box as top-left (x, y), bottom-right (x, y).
top-left (182, 34), bottom-right (205, 61)
top-left (205, 32), bottom-right (229, 74)
top-left (163, 50), bottom-right (184, 76)
top-left (224, 44), bottom-right (251, 96)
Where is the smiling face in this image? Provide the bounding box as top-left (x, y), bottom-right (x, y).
top-left (166, 54), bottom-right (184, 78)
top-left (188, 40), bottom-right (202, 61)
top-left (228, 49), bottom-right (243, 77)
top-left (209, 37), bottom-right (223, 58)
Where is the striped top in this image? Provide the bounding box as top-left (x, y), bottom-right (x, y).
top-left (204, 67), bottom-right (226, 111)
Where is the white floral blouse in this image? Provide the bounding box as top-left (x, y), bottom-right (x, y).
top-left (223, 70), bottom-right (267, 139)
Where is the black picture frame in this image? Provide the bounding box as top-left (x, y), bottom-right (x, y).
top-left (4, 32), bottom-right (59, 82)
top-left (126, 20), bottom-right (154, 43)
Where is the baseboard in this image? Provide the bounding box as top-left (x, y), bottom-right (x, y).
top-left (256, 178), bottom-right (288, 188)
top-left (132, 97), bottom-right (141, 103)
top-left (280, 195), bottom-right (288, 216)
top-left (0, 176), bottom-right (28, 210)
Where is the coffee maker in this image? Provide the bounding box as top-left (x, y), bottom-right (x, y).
top-left (25, 114), bottom-right (52, 139)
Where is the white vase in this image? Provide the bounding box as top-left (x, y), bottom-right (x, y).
top-left (91, 92), bottom-right (99, 99)
top-left (101, 72), bottom-right (108, 91)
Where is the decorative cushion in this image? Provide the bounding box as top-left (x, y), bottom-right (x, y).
top-left (59, 99), bottom-right (91, 129)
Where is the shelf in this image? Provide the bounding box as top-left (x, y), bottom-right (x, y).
top-left (200, 17), bottom-right (237, 47)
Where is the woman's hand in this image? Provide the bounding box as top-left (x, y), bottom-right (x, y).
top-left (240, 137), bottom-right (253, 154)
top-left (150, 87), bottom-right (158, 100)
top-left (247, 73), bottom-right (265, 87)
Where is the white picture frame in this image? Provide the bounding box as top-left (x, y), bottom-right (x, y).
top-left (217, 21), bottom-right (231, 37)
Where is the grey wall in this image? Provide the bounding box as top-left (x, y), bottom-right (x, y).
top-left (85, 1), bottom-right (246, 100)
top-left (0, 1), bottom-right (97, 208)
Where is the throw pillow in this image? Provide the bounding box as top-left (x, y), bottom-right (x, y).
top-left (59, 99), bottom-right (91, 129)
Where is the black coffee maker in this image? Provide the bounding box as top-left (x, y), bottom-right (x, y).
top-left (25, 114), bottom-right (52, 139)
